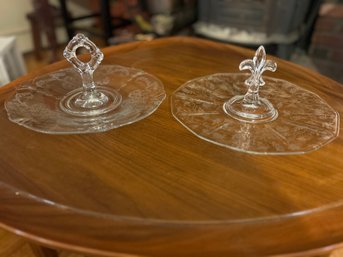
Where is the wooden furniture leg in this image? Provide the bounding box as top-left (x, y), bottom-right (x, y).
top-left (27, 0), bottom-right (60, 63)
top-left (27, 15), bottom-right (42, 60)
top-left (29, 243), bottom-right (59, 257)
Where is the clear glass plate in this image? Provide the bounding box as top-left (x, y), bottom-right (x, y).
top-left (5, 65), bottom-right (166, 134)
top-left (171, 73), bottom-right (339, 155)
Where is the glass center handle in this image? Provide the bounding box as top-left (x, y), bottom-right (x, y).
top-left (63, 33), bottom-right (104, 93)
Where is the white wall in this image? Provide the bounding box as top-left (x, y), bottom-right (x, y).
top-left (0, 0), bottom-right (94, 53)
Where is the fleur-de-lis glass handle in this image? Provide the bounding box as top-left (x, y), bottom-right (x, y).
top-left (223, 46), bottom-right (278, 123)
top-left (59, 33), bottom-right (122, 117)
top-left (239, 46), bottom-right (277, 106)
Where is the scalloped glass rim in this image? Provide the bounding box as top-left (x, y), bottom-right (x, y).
top-left (171, 73), bottom-right (340, 155)
top-left (5, 65), bottom-right (166, 134)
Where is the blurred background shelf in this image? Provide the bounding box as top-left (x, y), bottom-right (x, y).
top-left (0, 0), bottom-right (341, 84)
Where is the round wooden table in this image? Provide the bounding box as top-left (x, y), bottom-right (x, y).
top-left (1, 37), bottom-right (343, 257)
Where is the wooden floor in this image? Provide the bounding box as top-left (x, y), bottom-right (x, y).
top-left (2, 226), bottom-right (343, 257)
top-left (0, 228), bottom-right (84, 257)
top-left (24, 45), bottom-right (66, 73)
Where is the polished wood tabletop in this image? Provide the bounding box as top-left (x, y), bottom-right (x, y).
top-left (1, 37), bottom-right (343, 257)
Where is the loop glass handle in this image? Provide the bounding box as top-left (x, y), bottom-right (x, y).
top-left (60, 34), bottom-right (122, 116)
top-left (63, 33), bottom-right (103, 73)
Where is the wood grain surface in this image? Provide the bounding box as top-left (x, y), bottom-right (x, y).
top-left (0, 37), bottom-right (343, 257)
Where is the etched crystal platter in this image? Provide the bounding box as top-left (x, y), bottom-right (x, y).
top-left (171, 47), bottom-right (339, 155)
top-left (5, 34), bottom-right (166, 134)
